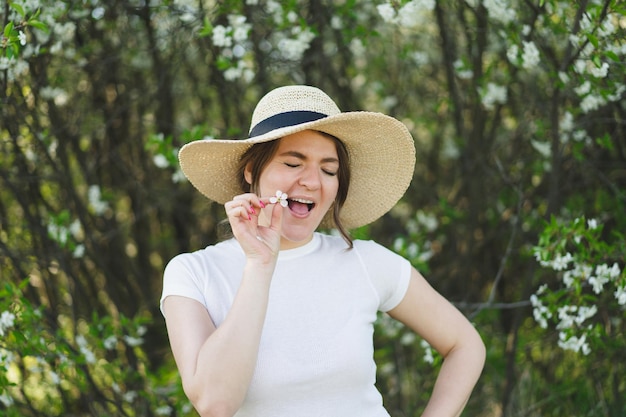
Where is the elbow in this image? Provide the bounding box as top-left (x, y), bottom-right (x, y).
top-left (184, 382), bottom-right (241, 417)
top-left (470, 326), bottom-right (487, 372)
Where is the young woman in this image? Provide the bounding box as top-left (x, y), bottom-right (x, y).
top-left (161, 85), bottom-right (485, 417)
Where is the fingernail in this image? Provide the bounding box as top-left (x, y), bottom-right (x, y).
top-left (247, 213), bottom-right (251, 220)
top-left (259, 201), bottom-right (266, 208)
top-left (249, 206), bottom-right (256, 214)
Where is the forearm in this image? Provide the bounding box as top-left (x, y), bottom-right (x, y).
top-left (186, 261), bottom-right (274, 416)
top-left (421, 329), bottom-right (485, 417)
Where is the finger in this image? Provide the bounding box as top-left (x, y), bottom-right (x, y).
top-left (268, 200), bottom-right (284, 231)
top-left (226, 200), bottom-right (253, 220)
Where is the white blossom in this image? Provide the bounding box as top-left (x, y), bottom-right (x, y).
top-left (560, 111), bottom-right (574, 132)
top-left (123, 335), bottom-right (144, 347)
top-left (19, 31), bottom-right (27, 45)
top-left (47, 222), bottom-right (68, 244)
top-left (331, 16), bottom-right (343, 30)
top-left (506, 44), bottom-right (519, 64)
top-left (123, 390), bottom-right (138, 403)
top-left (552, 252), bottom-right (573, 271)
top-left (521, 41), bottom-right (540, 69)
top-left (530, 293), bottom-right (551, 329)
top-left (377, 3), bottom-right (396, 23)
top-left (277, 28), bottom-right (315, 61)
top-left (574, 81), bottom-right (591, 97)
top-left (156, 406), bottom-right (173, 416)
top-left (421, 339), bottom-right (435, 364)
top-left (416, 210), bottom-right (438, 232)
top-left (88, 185), bottom-right (109, 215)
top-left (103, 336), bottom-right (118, 350)
top-left (587, 218), bottom-right (598, 230)
top-left (76, 334), bottom-right (97, 364)
top-left (483, 0), bottom-right (516, 24)
top-left (153, 154), bottom-right (169, 168)
top-left (580, 94), bottom-right (606, 113)
top-left (49, 371), bottom-right (61, 385)
top-left (531, 140), bottom-right (551, 158)
top-left (0, 392), bottom-right (14, 407)
top-left (286, 11), bottom-right (298, 23)
top-left (172, 169), bottom-right (187, 183)
top-left (40, 86), bottom-right (67, 101)
top-left (397, 0), bottom-right (435, 28)
top-left (0, 311), bottom-right (16, 336)
top-left (480, 82), bottom-right (507, 109)
top-left (72, 244), bottom-right (85, 259)
top-left (69, 219), bottom-right (82, 238)
top-left (615, 285), bottom-right (626, 305)
top-left (590, 62), bottom-right (609, 78)
top-left (212, 25), bottom-right (231, 48)
top-left (558, 332), bottom-right (591, 355)
top-left (454, 59), bottom-right (473, 79)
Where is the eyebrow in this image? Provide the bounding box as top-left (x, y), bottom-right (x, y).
top-left (278, 150), bottom-right (339, 164)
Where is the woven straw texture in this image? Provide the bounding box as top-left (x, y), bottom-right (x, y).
top-left (179, 86), bottom-right (416, 230)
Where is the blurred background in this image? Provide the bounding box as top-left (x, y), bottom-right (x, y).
top-left (1, 0), bottom-right (625, 416)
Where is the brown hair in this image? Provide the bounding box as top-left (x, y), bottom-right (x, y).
top-left (236, 131), bottom-right (353, 248)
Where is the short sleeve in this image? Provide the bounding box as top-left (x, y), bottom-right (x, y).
top-left (159, 253), bottom-right (208, 317)
top-left (353, 240), bottom-right (412, 312)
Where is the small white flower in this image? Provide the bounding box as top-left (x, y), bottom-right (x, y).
top-left (551, 252), bottom-right (573, 271)
top-left (123, 390), bottom-right (137, 403)
top-left (521, 41), bottom-right (540, 69)
top-left (0, 311), bottom-right (16, 336)
top-left (103, 336), bottom-right (118, 350)
top-left (269, 190), bottom-right (288, 207)
top-left (153, 154), bottom-right (169, 168)
top-left (123, 336), bottom-right (144, 347)
top-left (377, 3), bottom-right (397, 23)
top-left (18, 31), bottom-right (27, 46)
top-left (590, 62), bottom-right (609, 78)
top-left (614, 285), bottom-right (626, 305)
top-left (0, 392), bottom-right (14, 407)
top-left (420, 339), bottom-right (434, 364)
top-left (72, 244), bottom-right (85, 259)
top-left (155, 405), bottom-right (173, 416)
top-left (587, 218), bottom-right (598, 230)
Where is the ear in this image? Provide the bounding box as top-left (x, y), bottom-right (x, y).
top-left (243, 162), bottom-right (253, 185)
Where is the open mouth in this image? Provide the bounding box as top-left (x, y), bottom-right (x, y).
top-left (287, 198), bottom-right (315, 214)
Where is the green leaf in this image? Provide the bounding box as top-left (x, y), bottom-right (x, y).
top-left (591, 55), bottom-right (601, 68)
top-left (10, 2), bottom-right (26, 17)
top-left (605, 50), bottom-right (620, 62)
top-left (4, 21), bottom-right (14, 38)
top-left (28, 19), bottom-right (49, 33)
top-left (198, 17), bottom-right (213, 38)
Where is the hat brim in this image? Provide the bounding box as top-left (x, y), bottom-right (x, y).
top-left (178, 111), bottom-right (416, 229)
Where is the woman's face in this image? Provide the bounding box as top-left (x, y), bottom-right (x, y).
top-left (245, 130), bottom-right (340, 249)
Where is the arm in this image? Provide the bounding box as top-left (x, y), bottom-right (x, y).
top-left (387, 268), bottom-right (485, 417)
top-left (163, 195), bottom-right (283, 417)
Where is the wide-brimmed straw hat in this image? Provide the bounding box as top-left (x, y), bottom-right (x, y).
top-left (178, 85), bottom-right (416, 229)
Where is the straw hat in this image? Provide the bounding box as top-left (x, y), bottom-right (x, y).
top-left (178, 85), bottom-right (416, 229)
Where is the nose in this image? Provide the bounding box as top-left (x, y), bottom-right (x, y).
top-left (298, 165), bottom-right (321, 190)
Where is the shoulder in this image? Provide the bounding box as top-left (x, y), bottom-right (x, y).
top-left (352, 238), bottom-right (403, 259)
top-left (165, 238), bottom-right (242, 273)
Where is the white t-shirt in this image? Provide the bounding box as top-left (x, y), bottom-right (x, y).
top-left (161, 232), bottom-right (412, 417)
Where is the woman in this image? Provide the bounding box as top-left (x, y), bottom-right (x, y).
top-left (161, 85), bottom-right (485, 417)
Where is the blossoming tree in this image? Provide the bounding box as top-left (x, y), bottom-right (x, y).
top-left (1, 0), bottom-right (624, 415)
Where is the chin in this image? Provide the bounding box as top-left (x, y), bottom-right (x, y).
top-left (280, 226), bottom-right (317, 246)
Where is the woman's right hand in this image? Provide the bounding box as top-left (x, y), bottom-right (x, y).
top-left (224, 193), bottom-right (283, 265)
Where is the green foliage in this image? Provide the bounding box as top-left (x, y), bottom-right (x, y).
top-left (0, 280), bottom-right (192, 416)
top-left (2, 0), bottom-right (626, 415)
